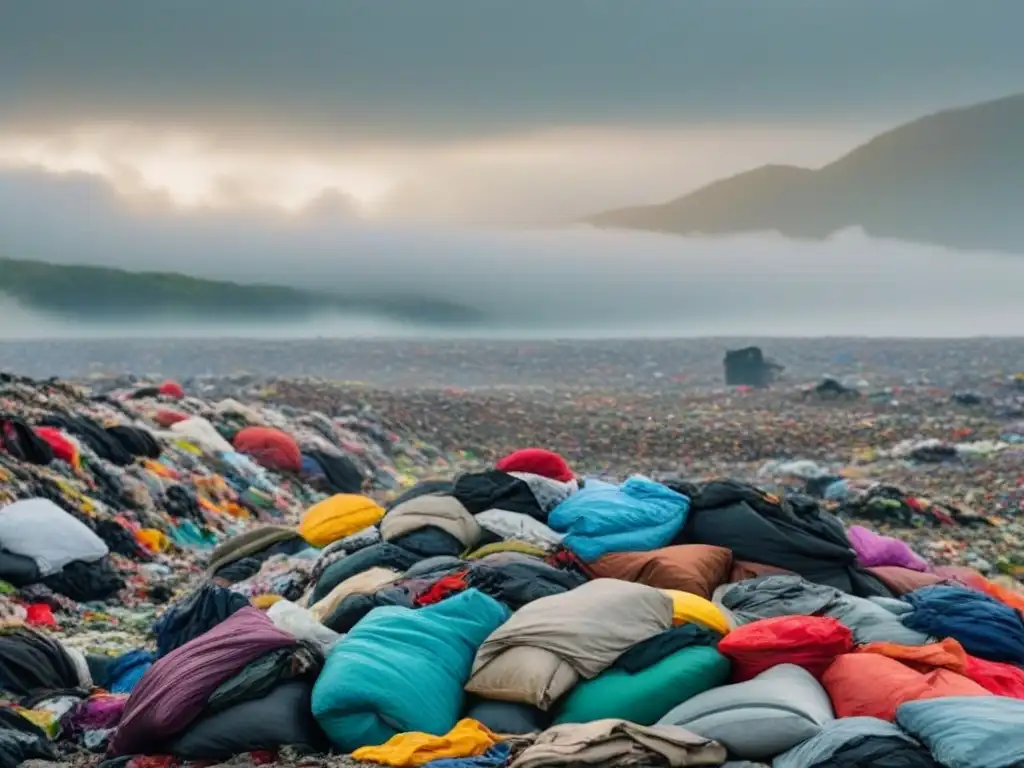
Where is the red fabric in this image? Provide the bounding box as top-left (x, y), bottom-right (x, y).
top-left (546, 547), bottom-right (587, 573)
top-left (964, 653), bottom-right (1024, 698)
top-left (495, 448), bottom-right (574, 482)
top-left (34, 427), bottom-right (79, 467)
top-left (25, 603), bottom-right (58, 628)
top-left (126, 758), bottom-right (178, 768)
top-left (232, 427), bottom-right (302, 474)
top-left (414, 571), bottom-right (470, 606)
top-left (154, 409), bottom-right (189, 428)
top-left (718, 615), bottom-right (853, 681)
top-left (822, 653), bottom-right (991, 721)
top-left (158, 380), bottom-right (185, 399)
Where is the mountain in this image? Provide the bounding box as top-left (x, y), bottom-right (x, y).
top-left (0, 257), bottom-right (482, 325)
top-left (587, 93), bottom-right (1024, 253)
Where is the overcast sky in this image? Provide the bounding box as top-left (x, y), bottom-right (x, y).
top-left (3, 1), bottom-right (1024, 339)
top-left (2, 0), bottom-right (1023, 222)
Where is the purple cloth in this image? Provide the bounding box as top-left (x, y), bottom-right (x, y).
top-left (848, 525), bottom-right (930, 572)
top-left (63, 694), bottom-right (128, 743)
top-left (108, 606), bottom-right (294, 756)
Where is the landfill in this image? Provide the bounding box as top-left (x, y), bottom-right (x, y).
top-left (2, 364), bottom-right (1024, 768)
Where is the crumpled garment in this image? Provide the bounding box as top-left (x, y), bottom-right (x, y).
top-left (0, 497), bottom-right (109, 577)
top-left (774, 716), bottom-right (940, 768)
top-left (0, 626), bottom-right (81, 697)
top-left (719, 575), bottom-right (929, 646)
top-left (902, 585), bottom-right (1024, 664)
top-left (152, 583), bottom-right (249, 658)
top-left (847, 525), bottom-right (930, 572)
top-left (228, 553), bottom-right (314, 602)
top-left (381, 495), bottom-right (481, 549)
top-left (509, 719), bottom-right (727, 768)
top-left (507, 472), bottom-right (578, 514)
top-left (467, 579), bottom-right (673, 710)
top-left (309, 567), bottom-right (402, 620)
top-left (205, 642), bottom-right (323, 714)
top-left (896, 696), bottom-right (1024, 768)
top-left (614, 623), bottom-right (724, 674)
top-left (266, 600), bottom-right (340, 651)
top-left (108, 606), bottom-right (296, 756)
top-left (61, 693), bottom-right (128, 751)
top-left (420, 742), bottom-right (512, 768)
top-left (547, 476), bottom-right (689, 562)
top-left (475, 510), bottom-right (564, 551)
top-left (0, 708), bottom-right (59, 765)
top-left (308, 525), bottom-right (383, 586)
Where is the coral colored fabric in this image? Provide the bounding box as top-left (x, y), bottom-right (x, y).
top-left (822, 653), bottom-right (991, 722)
top-left (979, 579), bottom-right (1024, 612)
top-left (154, 409), bottom-right (189, 428)
top-left (233, 427), bottom-right (303, 474)
top-left (718, 615), bottom-right (853, 681)
top-left (496, 449), bottom-right (574, 483)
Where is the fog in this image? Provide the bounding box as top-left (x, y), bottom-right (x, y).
top-left (3, 215), bottom-right (1024, 339)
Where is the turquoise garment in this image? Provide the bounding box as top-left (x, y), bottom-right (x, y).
top-left (555, 645), bottom-right (729, 726)
top-left (171, 521), bottom-right (216, 549)
top-left (311, 588), bottom-right (510, 751)
top-left (548, 475), bottom-right (689, 562)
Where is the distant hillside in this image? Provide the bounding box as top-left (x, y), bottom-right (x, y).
top-left (0, 257), bottom-right (481, 324)
top-left (588, 93), bottom-right (1024, 253)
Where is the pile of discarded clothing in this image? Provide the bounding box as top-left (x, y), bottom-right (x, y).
top-left (830, 483), bottom-right (993, 528)
top-left (5, 376), bottom-right (1024, 767)
top-left (0, 372), bottom-right (449, 654)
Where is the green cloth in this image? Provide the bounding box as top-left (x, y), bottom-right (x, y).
top-left (554, 645), bottom-right (730, 726)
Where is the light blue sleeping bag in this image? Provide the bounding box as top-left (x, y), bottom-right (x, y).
top-left (311, 588), bottom-right (510, 751)
top-left (547, 475), bottom-right (689, 562)
top-left (896, 696), bottom-right (1024, 768)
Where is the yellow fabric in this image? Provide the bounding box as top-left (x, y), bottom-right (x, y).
top-left (136, 528), bottom-right (170, 553)
top-left (661, 589), bottom-right (731, 634)
top-left (15, 707), bottom-right (59, 738)
top-left (298, 494), bottom-right (385, 547)
top-left (251, 594), bottom-right (284, 609)
top-left (464, 540), bottom-right (547, 560)
top-left (351, 718), bottom-right (498, 766)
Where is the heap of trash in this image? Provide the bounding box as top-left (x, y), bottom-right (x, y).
top-left (2, 374), bottom-right (1024, 767)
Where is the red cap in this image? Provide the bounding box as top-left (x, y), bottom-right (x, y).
top-left (496, 448), bottom-right (574, 483)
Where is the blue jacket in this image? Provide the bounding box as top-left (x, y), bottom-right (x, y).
top-left (548, 476), bottom-right (689, 562)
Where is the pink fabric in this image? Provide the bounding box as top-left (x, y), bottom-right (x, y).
top-left (847, 525), bottom-right (929, 572)
top-left (932, 565), bottom-right (989, 589)
top-left (109, 607), bottom-right (294, 756)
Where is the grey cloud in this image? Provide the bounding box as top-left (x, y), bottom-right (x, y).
top-left (3, 0), bottom-right (1024, 142)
